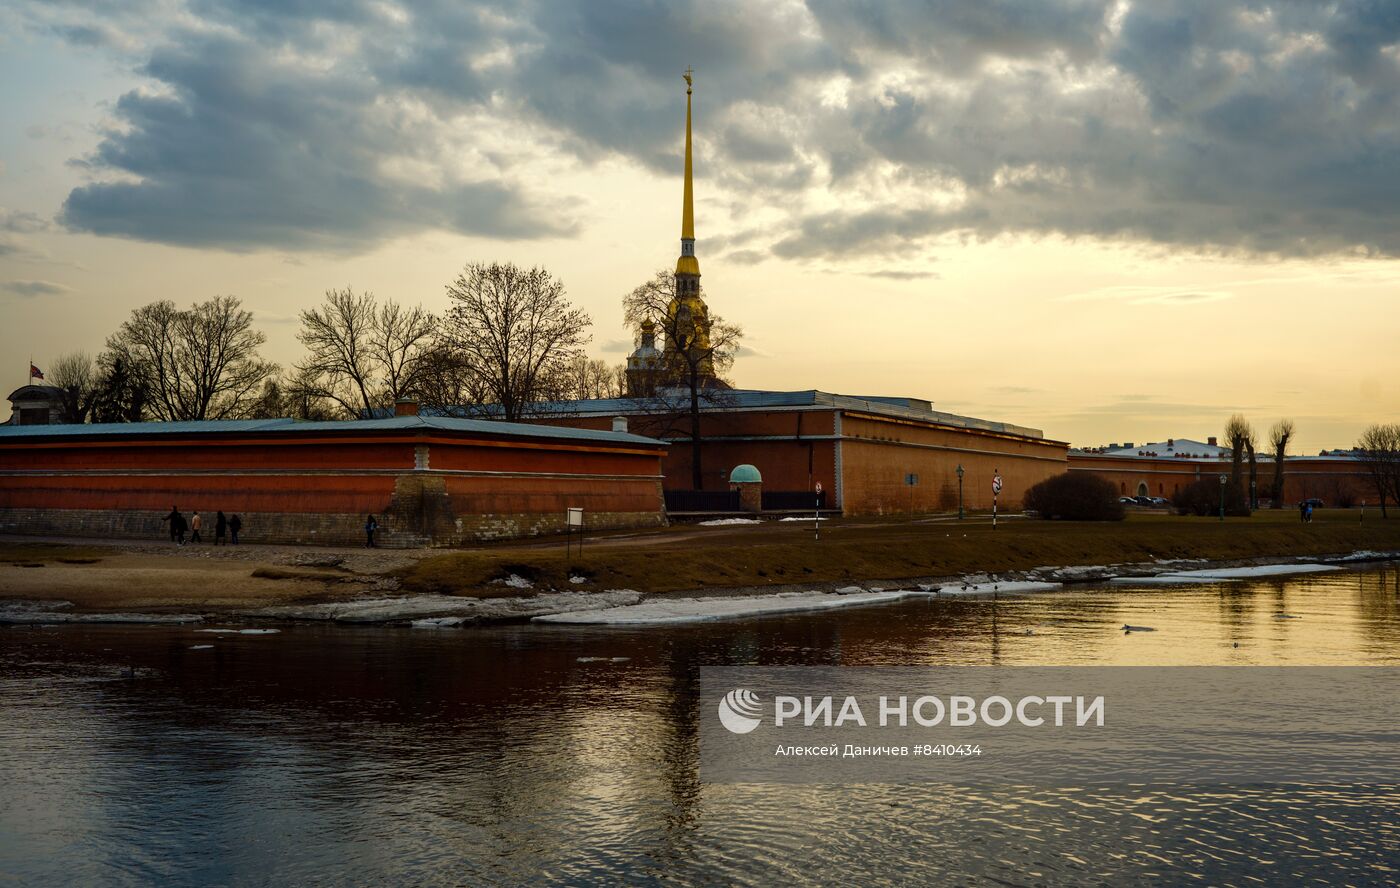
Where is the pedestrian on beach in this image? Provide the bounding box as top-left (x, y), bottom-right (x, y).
top-left (190, 510), bottom-right (203, 544)
top-left (365, 514), bottom-right (378, 548)
top-left (229, 514), bottom-right (242, 545)
top-left (215, 511), bottom-right (227, 545)
top-left (162, 505), bottom-right (181, 543)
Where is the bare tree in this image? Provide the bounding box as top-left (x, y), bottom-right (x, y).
top-left (49, 352), bottom-right (98, 423)
top-left (1269, 419), bottom-right (1295, 508)
top-left (623, 268), bottom-right (743, 489)
top-left (296, 288), bottom-right (435, 418)
top-left (414, 339), bottom-right (491, 418)
top-left (106, 296), bottom-right (277, 421)
top-left (440, 262), bottom-right (591, 422)
top-left (565, 356), bottom-right (626, 401)
top-left (1225, 414), bottom-right (1253, 508)
top-left (1356, 424), bottom-right (1400, 518)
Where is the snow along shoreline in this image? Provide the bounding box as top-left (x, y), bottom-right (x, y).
top-left (1, 551), bottom-right (1393, 628)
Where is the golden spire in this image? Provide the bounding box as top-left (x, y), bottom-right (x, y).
top-left (676, 67), bottom-right (700, 277)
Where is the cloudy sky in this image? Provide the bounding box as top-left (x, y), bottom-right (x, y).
top-left (2, 0), bottom-right (1398, 449)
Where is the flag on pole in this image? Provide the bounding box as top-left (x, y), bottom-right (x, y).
top-left (29, 363), bottom-right (44, 380)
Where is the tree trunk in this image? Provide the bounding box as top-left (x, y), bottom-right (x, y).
top-left (1271, 453), bottom-right (1285, 508)
top-left (1247, 442), bottom-right (1258, 512)
top-left (689, 369), bottom-right (703, 490)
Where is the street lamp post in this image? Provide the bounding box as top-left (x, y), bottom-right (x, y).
top-left (1219, 473), bottom-right (1227, 522)
top-left (956, 464), bottom-right (965, 520)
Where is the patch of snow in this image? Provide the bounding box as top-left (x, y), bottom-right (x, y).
top-left (834, 585), bottom-right (866, 594)
top-left (569, 575), bottom-right (589, 584)
top-left (1109, 575), bottom-right (1233, 585)
top-left (189, 644), bottom-right (215, 650)
top-left (1165, 563), bottom-right (1339, 580)
top-left (698, 518), bottom-right (763, 526)
top-left (411, 617), bottom-right (466, 628)
top-left (779, 516), bottom-right (827, 522)
top-left (244, 590), bottom-right (643, 624)
top-left (494, 574), bottom-right (533, 589)
top-left (535, 589), bottom-right (921, 625)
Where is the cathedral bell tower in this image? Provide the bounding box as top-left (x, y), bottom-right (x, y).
top-left (626, 68), bottom-right (725, 397)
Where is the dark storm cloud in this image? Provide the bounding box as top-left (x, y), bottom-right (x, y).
top-left (26, 0), bottom-right (1400, 256)
top-left (59, 28), bottom-right (569, 249)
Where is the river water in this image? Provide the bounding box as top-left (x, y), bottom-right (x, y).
top-left (2, 566), bottom-right (1398, 885)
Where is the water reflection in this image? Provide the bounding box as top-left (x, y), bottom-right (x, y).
top-left (1, 568), bottom-right (1398, 884)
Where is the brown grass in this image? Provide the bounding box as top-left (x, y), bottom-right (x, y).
top-left (0, 544), bottom-right (110, 565)
top-left (402, 510), bottom-right (1400, 597)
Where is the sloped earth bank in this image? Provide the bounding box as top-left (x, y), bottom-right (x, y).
top-left (2, 543), bottom-right (1395, 627)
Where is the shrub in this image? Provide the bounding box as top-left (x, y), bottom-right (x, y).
top-left (1172, 478), bottom-right (1251, 516)
top-left (1024, 473), bottom-right (1125, 521)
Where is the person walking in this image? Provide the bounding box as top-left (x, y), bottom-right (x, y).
top-left (229, 514), bottom-right (242, 545)
top-left (364, 514), bottom-right (378, 548)
top-left (190, 510), bottom-right (203, 544)
top-left (173, 511), bottom-right (188, 545)
top-left (1305, 502), bottom-right (1314, 524)
top-left (162, 505), bottom-right (181, 544)
top-left (1299, 500), bottom-right (1307, 523)
top-left (215, 511), bottom-right (228, 546)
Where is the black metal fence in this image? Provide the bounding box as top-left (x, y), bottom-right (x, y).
top-left (761, 490), bottom-right (827, 511)
top-left (664, 489), bottom-right (741, 512)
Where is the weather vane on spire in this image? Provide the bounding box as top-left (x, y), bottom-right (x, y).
top-left (684, 66), bottom-right (693, 92)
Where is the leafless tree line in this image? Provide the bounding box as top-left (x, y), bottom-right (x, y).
top-left (40, 262), bottom-right (639, 424)
top-left (1223, 414), bottom-right (1298, 511)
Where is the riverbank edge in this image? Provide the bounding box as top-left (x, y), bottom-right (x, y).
top-left (3, 547), bottom-right (1396, 627)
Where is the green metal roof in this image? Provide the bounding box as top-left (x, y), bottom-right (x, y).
top-left (729, 463), bottom-right (762, 483)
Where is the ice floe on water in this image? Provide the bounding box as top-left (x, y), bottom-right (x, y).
top-left (197, 628), bottom-right (280, 634)
top-left (250, 590), bottom-right (644, 625)
top-left (534, 580), bottom-right (1065, 626)
top-left (189, 644), bottom-right (215, 650)
top-left (930, 581), bottom-right (1061, 597)
top-left (1113, 563), bottom-right (1340, 584)
top-left (698, 518), bottom-right (762, 526)
top-left (535, 589), bottom-right (922, 624)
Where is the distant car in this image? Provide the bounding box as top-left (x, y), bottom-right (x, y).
top-left (1119, 497), bottom-right (1136, 505)
top-left (1150, 496), bottom-right (1169, 506)
top-left (1301, 498), bottom-right (1325, 509)
top-left (1133, 496), bottom-right (1154, 506)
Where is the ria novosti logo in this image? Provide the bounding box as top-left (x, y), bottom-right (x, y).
top-left (718, 689), bottom-right (763, 734)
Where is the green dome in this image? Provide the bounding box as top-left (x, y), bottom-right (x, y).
top-left (729, 464), bottom-right (762, 483)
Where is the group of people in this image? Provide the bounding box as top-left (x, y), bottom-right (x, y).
top-left (162, 507), bottom-right (383, 547)
top-left (1299, 500), bottom-right (1315, 523)
top-left (163, 507), bottom-right (241, 545)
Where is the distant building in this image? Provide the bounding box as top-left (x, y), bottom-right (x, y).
top-left (1069, 435), bottom-right (1373, 505)
top-left (5, 385), bottom-right (67, 426)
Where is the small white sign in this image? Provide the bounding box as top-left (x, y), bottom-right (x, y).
top-left (992, 475), bottom-right (1003, 495)
top-left (567, 507), bottom-right (584, 527)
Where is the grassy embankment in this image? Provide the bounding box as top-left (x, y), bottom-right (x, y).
top-left (402, 510), bottom-right (1400, 597)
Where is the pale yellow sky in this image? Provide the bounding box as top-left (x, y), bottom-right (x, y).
top-left (3, 1), bottom-right (1399, 451)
